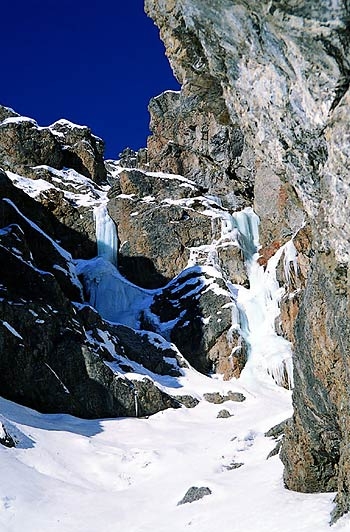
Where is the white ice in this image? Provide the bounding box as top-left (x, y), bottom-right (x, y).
top-left (222, 208), bottom-right (294, 388)
top-left (94, 204), bottom-right (118, 267)
top-left (76, 257), bottom-right (153, 328)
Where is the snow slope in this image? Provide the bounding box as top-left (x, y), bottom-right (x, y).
top-left (1, 375), bottom-right (348, 532)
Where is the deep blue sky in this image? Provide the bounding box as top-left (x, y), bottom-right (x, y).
top-left (1, 0), bottom-right (180, 159)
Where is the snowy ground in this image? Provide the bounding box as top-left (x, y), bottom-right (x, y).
top-left (1, 371), bottom-right (348, 532)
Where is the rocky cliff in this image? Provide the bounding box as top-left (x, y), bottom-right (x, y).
top-left (145, 0), bottom-right (350, 521)
top-left (0, 0), bottom-right (349, 524)
top-left (0, 105), bottom-right (253, 419)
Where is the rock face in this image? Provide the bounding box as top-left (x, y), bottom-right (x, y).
top-left (0, 171), bottom-right (183, 418)
top-left (0, 107), bottom-right (109, 259)
top-left (0, 103), bottom-right (248, 420)
top-left (144, 265), bottom-right (245, 378)
top-left (107, 168), bottom-right (212, 287)
top-left (147, 88), bottom-right (249, 206)
top-left (107, 167), bottom-right (248, 289)
top-left (49, 119), bottom-right (106, 184)
top-left (145, 0), bottom-right (350, 520)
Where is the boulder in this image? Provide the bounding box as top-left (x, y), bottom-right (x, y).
top-left (177, 486), bottom-right (212, 505)
top-left (217, 409), bottom-right (232, 418)
top-left (203, 391), bottom-right (246, 404)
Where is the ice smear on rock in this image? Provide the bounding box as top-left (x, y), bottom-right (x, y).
top-left (183, 200), bottom-right (295, 388)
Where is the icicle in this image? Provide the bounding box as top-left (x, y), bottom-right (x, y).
top-left (283, 240), bottom-right (298, 285)
top-left (134, 388), bottom-right (139, 418)
top-left (94, 204), bottom-right (118, 266)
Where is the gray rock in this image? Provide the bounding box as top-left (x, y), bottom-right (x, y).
top-left (177, 486), bottom-right (212, 506)
top-left (203, 392), bottom-right (225, 405)
top-left (0, 195), bottom-right (82, 302)
top-left (265, 419), bottom-right (288, 439)
top-left (146, 0), bottom-right (350, 521)
top-left (0, 109), bottom-right (63, 173)
top-left (144, 267), bottom-right (239, 377)
top-left (0, 177), bottom-right (181, 419)
top-left (0, 106), bottom-right (106, 184)
top-left (281, 252), bottom-right (345, 496)
top-left (223, 461), bottom-right (243, 471)
top-left (49, 119), bottom-right (106, 184)
top-left (107, 168), bottom-right (213, 288)
top-left (226, 391), bottom-right (246, 403)
top-left (117, 147), bottom-right (148, 169)
top-left (217, 409), bottom-right (232, 418)
top-left (0, 105), bottom-right (20, 122)
top-left (204, 391), bottom-right (246, 404)
top-left (171, 395), bottom-right (199, 409)
top-left (147, 88), bottom-right (249, 208)
top-left (267, 441), bottom-right (282, 460)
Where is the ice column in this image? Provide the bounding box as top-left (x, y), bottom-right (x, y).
top-left (230, 207), bottom-right (260, 261)
top-left (226, 207), bottom-right (294, 388)
top-left (94, 204), bottom-right (118, 266)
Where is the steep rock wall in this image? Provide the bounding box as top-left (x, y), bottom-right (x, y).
top-left (145, 0), bottom-right (350, 518)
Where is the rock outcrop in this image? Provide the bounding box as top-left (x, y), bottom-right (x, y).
top-left (107, 167), bottom-right (248, 289)
top-left (0, 109), bottom-right (106, 183)
top-left (107, 167), bottom-right (211, 287)
top-left (49, 119), bottom-right (106, 184)
top-left (144, 265), bottom-right (245, 378)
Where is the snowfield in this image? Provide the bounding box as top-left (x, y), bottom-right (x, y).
top-left (1, 373), bottom-right (348, 532)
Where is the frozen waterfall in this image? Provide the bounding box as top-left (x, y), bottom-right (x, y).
top-left (224, 208), bottom-right (294, 389)
top-left (94, 205), bottom-right (118, 266)
top-left (77, 204), bottom-right (152, 328)
top-left (82, 200), bottom-right (295, 387)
